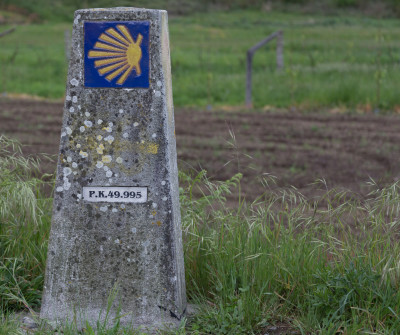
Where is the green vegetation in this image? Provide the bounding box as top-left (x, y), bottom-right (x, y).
top-left (2, 0), bottom-right (400, 21)
top-left (0, 136), bottom-right (51, 312)
top-left (2, 137), bottom-right (400, 333)
top-left (1, 10), bottom-right (400, 109)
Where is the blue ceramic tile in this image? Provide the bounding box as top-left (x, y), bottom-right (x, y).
top-left (84, 21), bottom-right (150, 88)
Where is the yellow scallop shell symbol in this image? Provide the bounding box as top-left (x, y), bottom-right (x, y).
top-left (88, 25), bottom-right (143, 85)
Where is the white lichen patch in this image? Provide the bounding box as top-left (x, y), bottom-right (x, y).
top-left (72, 162), bottom-right (78, 168)
top-left (104, 126), bottom-right (112, 132)
top-left (66, 95), bottom-right (71, 101)
top-left (123, 132), bottom-right (128, 138)
top-left (96, 144), bottom-right (104, 155)
top-left (72, 96), bottom-right (77, 103)
top-left (66, 127), bottom-right (72, 135)
top-left (120, 204), bottom-right (125, 209)
top-left (96, 161), bottom-right (104, 168)
top-left (79, 126), bottom-right (85, 133)
top-left (112, 208), bottom-right (118, 213)
top-left (98, 119), bottom-right (103, 125)
top-left (67, 156), bottom-right (72, 163)
top-left (73, 14), bottom-right (81, 24)
top-left (63, 178), bottom-right (71, 191)
top-left (103, 166), bottom-right (109, 171)
top-left (79, 151), bottom-right (88, 158)
top-left (152, 203), bottom-right (158, 208)
top-left (69, 107), bottom-right (75, 113)
top-left (162, 196), bottom-right (167, 201)
top-left (157, 80), bottom-right (162, 87)
top-left (155, 91), bottom-right (161, 97)
top-left (131, 228), bottom-right (136, 234)
top-left (114, 239), bottom-right (120, 244)
top-left (102, 155), bottom-right (112, 163)
top-left (100, 206), bottom-right (108, 212)
top-left (119, 109), bottom-right (124, 113)
top-left (70, 78), bottom-right (79, 86)
top-left (76, 144), bottom-right (81, 148)
top-left (97, 135), bottom-right (103, 141)
top-left (133, 122), bottom-right (139, 127)
top-left (61, 132), bottom-right (66, 137)
top-left (108, 122), bottom-right (113, 127)
top-left (96, 144), bottom-right (105, 154)
top-left (152, 133), bottom-right (157, 138)
top-left (85, 112), bottom-right (90, 117)
top-left (106, 170), bottom-right (113, 178)
top-left (56, 186), bottom-right (63, 192)
top-left (116, 157), bottom-right (123, 164)
top-left (84, 120), bottom-right (93, 127)
top-left (104, 135), bottom-right (114, 144)
top-left (63, 167), bottom-right (72, 176)
top-left (161, 180), bottom-right (166, 185)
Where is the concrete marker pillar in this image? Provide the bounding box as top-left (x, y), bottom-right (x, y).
top-left (41, 7), bottom-right (186, 330)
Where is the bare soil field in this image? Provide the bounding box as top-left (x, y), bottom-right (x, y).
top-left (1, 98), bottom-right (400, 201)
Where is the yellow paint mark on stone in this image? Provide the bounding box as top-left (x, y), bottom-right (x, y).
top-left (137, 142), bottom-right (158, 154)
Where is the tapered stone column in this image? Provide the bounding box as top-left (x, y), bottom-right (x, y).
top-left (41, 7), bottom-right (186, 330)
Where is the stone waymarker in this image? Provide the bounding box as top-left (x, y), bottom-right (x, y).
top-left (41, 7), bottom-right (186, 329)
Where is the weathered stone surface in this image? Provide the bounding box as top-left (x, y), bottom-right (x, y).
top-left (41, 7), bottom-right (186, 330)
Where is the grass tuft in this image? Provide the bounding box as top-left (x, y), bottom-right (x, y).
top-left (0, 135), bottom-right (52, 312)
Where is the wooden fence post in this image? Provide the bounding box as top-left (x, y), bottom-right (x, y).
top-left (277, 31), bottom-right (284, 70)
top-left (246, 51), bottom-right (253, 108)
top-left (246, 30), bottom-right (283, 108)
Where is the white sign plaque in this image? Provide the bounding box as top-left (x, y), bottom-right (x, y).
top-left (82, 186), bottom-right (148, 203)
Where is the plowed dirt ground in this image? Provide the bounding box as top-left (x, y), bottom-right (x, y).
top-left (1, 98), bottom-right (400, 201)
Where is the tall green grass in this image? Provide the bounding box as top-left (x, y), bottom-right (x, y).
top-left (2, 138), bottom-right (400, 333)
top-left (0, 136), bottom-right (52, 312)
top-left (181, 172), bottom-right (400, 333)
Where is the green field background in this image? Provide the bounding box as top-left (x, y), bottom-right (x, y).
top-left (1, 10), bottom-right (400, 109)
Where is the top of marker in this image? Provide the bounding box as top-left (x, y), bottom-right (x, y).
top-left (74, 7), bottom-right (168, 15)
